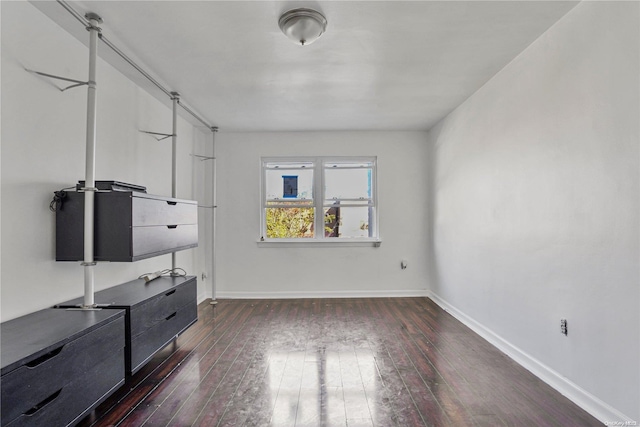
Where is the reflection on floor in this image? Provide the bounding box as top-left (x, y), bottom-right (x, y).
top-left (79, 298), bottom-right (602, 427)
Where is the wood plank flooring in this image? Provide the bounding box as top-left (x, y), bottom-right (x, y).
top-left (78, 298), bottom-right (602, 427)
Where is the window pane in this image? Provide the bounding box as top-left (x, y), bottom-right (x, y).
top-left (266, 207), bottom-right (315, 238)
top-left (324, 206), bottom-right (372, 238)
top-left (266, 168), bottom-right (314, 201)
top-left (324, 168), bottom-right (372, 200)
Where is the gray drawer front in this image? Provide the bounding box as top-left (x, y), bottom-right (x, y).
top-left (4, 349), bottom-right (124, 427)
top-left (129, 280), bottom-right (197, 338)
top-left (132, 224), bottom-right (198, 258)
top-left (1, 317), bottom-right (124, 425)
top-left (132, 197), bottom-right (196, 227)
top-left (130, 302), bottom-right (197, 374)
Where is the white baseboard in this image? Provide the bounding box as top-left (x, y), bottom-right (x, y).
top-left (427, 290), bottom-right (635, 425)
top-left (213, 289), bottom-right (429, 300)
top-left (197, 292), bottom-right (209, 304)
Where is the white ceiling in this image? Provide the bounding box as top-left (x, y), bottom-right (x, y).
top-left (32, 1), bottom-right (578, 132)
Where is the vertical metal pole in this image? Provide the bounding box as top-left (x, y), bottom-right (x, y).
top-left (171, 93), bottom-right (179, 198)
top-left (83, 13), bottom-right (102, 308)
top-left (210, 127), bottom-right (218, 304)
top-left (171, 92), bottom-right (179, 275)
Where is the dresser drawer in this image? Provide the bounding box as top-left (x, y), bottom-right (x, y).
top-left (130, 302), bottom-right (197, 374)
top-left (132, 224), bottom-right (198, 258)
top-left (1, 317), bottom-right (124, 425)
top-left (132, 196), bottom-right (197, 226)
top-left (5, 348), bottom-right (124, 427)
top-left (129, 280), bottom-right (197, 338)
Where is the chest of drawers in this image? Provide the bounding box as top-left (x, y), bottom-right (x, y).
top-left (1, 309), bottom-right (125, 427)
top-left (57, 276), bottom-right (197, 375)
top-left (56, 190), bottom-right (198, 262)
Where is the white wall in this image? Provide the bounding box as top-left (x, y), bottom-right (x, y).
top-left (428, 1), bottom-right (639, 422)
top-left (1, 2), bottom-right (210, 321)
top-left (213, 131), bottom-right (429, 298)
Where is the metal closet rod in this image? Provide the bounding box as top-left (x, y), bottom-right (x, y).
top-left (56, 0), bottom-right (216, 131)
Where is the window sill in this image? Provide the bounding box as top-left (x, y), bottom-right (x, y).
top-left (257, 239), bottom-right (382, 248)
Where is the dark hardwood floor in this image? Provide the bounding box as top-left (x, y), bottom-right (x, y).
top-left (79, 298), bottom-right (602, 427)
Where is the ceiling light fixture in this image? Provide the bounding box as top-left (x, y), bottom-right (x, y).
top-left (278, 8), bottom-right (327, 46)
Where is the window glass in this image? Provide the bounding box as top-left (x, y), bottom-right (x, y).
top-left (324, 206), bottom-right (372, 238)
top-left (265, 168), bottom-right (314, 201)
top-left (324, 167), bottom-right (372, 201)
top-left (266, 207), bottom-right (315, 238)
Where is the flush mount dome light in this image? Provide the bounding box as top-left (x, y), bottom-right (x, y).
top-left (278, 8), bottom-right (327, 46)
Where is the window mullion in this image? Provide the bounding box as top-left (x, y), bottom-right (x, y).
top-left (316, 158), bottom-right (325, 239)
top-left (261, 160), bottom-right (267, 239)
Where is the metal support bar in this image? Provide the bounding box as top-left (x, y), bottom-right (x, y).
top-left (171, 93), bottom-right (179, 198)
top-left (210, 127), bottom-right (218, 304)
top-left (178, 100), bottom-right (211, 129)
top-left (83, 12), bottom-right (102, 309)
top-left (56, 0), bottom-right (89, 26)
top-left (98, 35), bottom-right (172, 98)
top-left (171, 92), bottom-right (179, 275)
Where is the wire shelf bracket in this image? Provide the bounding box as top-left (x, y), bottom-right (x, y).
top-left (25, 68), bottom-right (88, 92)
top-left (139, 130), bottom-right (174, 141)
top-left (191, 154), bottom-right (215, 161)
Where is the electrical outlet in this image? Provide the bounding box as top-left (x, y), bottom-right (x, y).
top-left (560, 319), bottom-right (568, 335)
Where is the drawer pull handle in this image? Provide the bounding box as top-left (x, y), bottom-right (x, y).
top-left (26, 346), bottom-right (64, 368)
top-left (165, 289), bottom-right (176, 297)
top-left (24, 389), bottom-right (62, 415)
top-left (165, 312), bottom-right (177, 321)
top-left (167, 225), bottom-right (178, 229)
top-left (167, 201), bottom-right (177, 205)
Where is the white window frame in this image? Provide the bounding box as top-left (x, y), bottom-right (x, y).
top-left (259, 156), bottom-right (380, 246)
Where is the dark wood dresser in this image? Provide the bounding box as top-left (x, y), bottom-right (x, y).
top-left (57, 275), bottom-right (198, 375)
top-left (56, 190), bottom-right (198, 262)
top-left (1, 309), bottom-right (125, 427)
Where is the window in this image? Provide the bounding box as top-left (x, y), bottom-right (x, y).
top-left (261, 157), bottom-right (378, 242)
